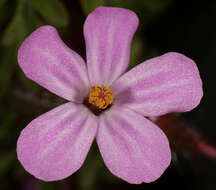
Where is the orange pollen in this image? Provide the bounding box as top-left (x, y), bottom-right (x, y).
top-left (88, 86), bottom-right (114, 109)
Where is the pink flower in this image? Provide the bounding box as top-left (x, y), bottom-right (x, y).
top-left (17, 6), bottom-right (203, 184)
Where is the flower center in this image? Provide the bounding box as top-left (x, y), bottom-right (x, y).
top-left (88, 86), bottom-right (114, 109)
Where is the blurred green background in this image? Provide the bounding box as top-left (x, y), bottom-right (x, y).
top-left (0, 0), bottom-right (215, 189)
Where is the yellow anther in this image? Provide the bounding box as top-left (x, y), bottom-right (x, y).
top-left (89, 86), bottom-right (114, 109)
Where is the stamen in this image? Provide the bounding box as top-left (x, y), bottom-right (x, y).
top-left (89, 86), bottom-right (114, 109)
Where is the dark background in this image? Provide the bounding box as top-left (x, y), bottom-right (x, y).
top-left (0, 0), bottom-right (215, 189)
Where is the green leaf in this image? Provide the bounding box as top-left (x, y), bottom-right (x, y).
top-left (0, 150), bottom-right (16, 175)
top-left (0, 0), bottom-right (17, 36)
top-left (0, 0), bottom-right (7, 8)
top-left (0, 110), bottom-right (16, 138)
top-left (2, 0), bottom-right (31, 46)
top-left (0, 46), bottom-right (15, 101)
top-left (2, 0), bottom-right (44, 46)
top-left (2, 14), bottom-right (29, 46)
top-left (26, 0), bottom-right (68, 27)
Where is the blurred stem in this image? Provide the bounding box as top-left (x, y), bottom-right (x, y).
top-left (196, 140), bottom-right (216, 159)
top-left (152, 114), bottom-right (216, 161)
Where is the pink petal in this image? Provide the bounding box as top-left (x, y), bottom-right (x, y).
top-left (111, 52), bottom-right (203, 117)
top-left (97, 105), bottom-right (171, 184)
top-left (18, 26), bottom-right (90, 102)
top-left (17, 102), bottom-right (98, 181)
top-left (84, 6), bottom-right (139, 86)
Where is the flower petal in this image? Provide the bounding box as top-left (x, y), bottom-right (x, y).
top-left (84, 6), bottom-right (139, 86)
top-left (18, 26), bottom-right (90, 102)
top-left (17, 102), bottom-right (98, 181)
top-left (111, 52), bottom-right (203, 116)
top-left (97, 105), bottom-right (171, 184)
